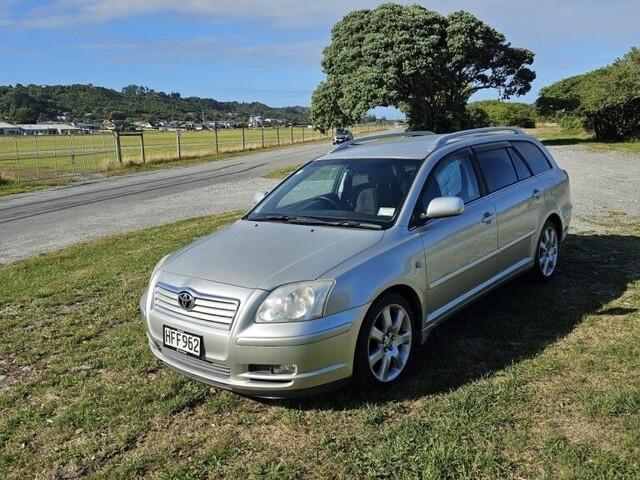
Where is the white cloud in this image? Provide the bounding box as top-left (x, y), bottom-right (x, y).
top-left (4, 0), bottom-right (638, 47)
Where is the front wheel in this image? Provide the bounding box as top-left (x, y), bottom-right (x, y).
top-left (353, 294), bottom-right (416, 388)
top-left (532, 220), bottom-right (560, 281)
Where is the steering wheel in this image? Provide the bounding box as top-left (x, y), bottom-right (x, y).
top-left (315, 194), bottom-right (342, 210)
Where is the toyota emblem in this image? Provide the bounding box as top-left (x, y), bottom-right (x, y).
top-left (178, 291), bottom-right (196, 311)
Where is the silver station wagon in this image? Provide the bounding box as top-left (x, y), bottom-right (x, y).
top-left (139, 127), bottom-right (572, 398)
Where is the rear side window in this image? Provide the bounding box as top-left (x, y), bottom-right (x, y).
top-left (475, 148), bottom-right (518, 193)
top-left (508, 147), bottom-right (532, 181)
top-left (512, 141), bottom-right (552, 175)
top-left (421, 150), bottom-right (480, 210)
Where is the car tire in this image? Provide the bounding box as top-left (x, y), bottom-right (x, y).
top-left (353, 293), bottom-right (417, 389)
top-left (532, 220), bottom-right (560, 281)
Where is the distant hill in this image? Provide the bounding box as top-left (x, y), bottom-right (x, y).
top-left (0, 84), bottom-right (310, 125)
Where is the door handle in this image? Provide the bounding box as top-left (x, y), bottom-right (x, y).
top-left (532, 189), bottom-right (541, 199)
top-left (481, 211), bottom-right (494, 224)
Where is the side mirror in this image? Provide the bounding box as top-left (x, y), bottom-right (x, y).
top-left (254, 191), bottom-right (268, 204)
top-left (425, 196), bottom-right (464, 219)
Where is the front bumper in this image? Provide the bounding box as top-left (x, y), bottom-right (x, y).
top-left (141, 279), bottom-right (368, 398)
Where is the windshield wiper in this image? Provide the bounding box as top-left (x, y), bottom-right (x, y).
top-left (250, 214), bottom-right (382, 230)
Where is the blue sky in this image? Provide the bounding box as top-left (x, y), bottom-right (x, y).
top-left (1, 1), bottom-right (638, 118)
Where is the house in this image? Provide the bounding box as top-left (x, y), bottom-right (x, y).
top-left (18, 123), bottom-right (81, 135)
top-left (0, 121), bottom-right (21, 135)
top-left (248, 115), bottom-right (263, 128)
top-left (76, 123), bottom-right (102, 134)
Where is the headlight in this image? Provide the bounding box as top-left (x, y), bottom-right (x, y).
top-left (256, 280), bottom-right (334, 323)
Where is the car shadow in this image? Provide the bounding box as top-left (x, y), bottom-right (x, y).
top-left (271, 232), bottom-right (640, 410)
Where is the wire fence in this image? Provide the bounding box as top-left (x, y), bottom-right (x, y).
top-left (0, 124), bottom-right (382, 183)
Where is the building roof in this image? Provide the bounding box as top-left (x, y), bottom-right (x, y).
top-left (0, 121), bottom-right (18, 128)
top-left (17, 123), bottom-right (79, 130)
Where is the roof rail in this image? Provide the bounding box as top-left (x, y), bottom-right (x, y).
top-left (330, 130), bottom-right (434, 153)
top-left (434, 127), bottom-right (524, 149)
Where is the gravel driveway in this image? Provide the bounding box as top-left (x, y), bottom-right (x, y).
top-left (546, 146), bottom-right (640, 231)
top-left (0, 144), bottom-right (637, 264)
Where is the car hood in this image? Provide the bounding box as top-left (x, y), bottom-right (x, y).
top-left (161, 219), bottom-right (384, 290)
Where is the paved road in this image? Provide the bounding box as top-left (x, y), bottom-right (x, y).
top-left (0, 142), bottom-right (328, 263)
top-left (1, 143), bottom-right (638, 264)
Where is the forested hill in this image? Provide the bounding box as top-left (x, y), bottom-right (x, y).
top-left (0, 84), bottom-right (310, 124)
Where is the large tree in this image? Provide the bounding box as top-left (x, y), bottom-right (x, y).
top-left (311, 3), bottom-right (535, 132)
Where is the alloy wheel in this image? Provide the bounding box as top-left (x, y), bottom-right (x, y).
top-left (367, 303), bottom-right (412, 382)
top-left (538, 225), bottom-right (559, 277)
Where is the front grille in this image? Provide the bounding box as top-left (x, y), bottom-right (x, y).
top-left (153, 282), bottom-right (240, 329)
top-left (162, 347), bottom-right (231, 378)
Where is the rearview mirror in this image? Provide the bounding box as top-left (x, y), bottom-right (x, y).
top-left (254, 191), bottom-right (268, 204)
top-left (425, 196), bottom-right (464, 219)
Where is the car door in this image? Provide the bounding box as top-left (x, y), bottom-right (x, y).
top-left (416, 147), bottom-right (498, 323)
top-left (473, 143), bottom-right (543, 273)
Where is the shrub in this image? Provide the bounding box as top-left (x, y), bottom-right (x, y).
top-left (537, 47), bottom-right (640, 141)
top-left (466, 100), bottom-right (536, 128)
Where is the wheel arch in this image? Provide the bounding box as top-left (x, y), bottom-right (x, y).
top-left (546, 212), bottom-right (563, 240)
top-left (368, 284), bottom-right (424, 335)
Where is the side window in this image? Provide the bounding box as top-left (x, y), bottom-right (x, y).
top-left (475, 148), bottom-right (518, 193)
top-left (512, 141), bottom-right (552, 175)
top-left (508, 147), bottom-right (532, 181)
top-left (421, 150), bottom-right (480, 211)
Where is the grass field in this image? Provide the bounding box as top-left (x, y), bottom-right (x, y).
top-left (1, 211), bottom-right (638, 479)
top-left (0, 125), bottom-right (380, 183)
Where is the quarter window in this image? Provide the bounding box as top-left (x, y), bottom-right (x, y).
top-left (475, 148), bottom-right (518, 193)
top-left (421, 150), bottom-right (480, 211)
top-left (512, 141), bottom-right (552, 175)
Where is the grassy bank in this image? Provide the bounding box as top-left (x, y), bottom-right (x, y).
top-left (1, 211), bottom-right (638, 479)
top-left (526, 124), bottom-right (640, 154)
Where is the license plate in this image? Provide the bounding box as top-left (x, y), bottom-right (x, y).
top-left (163, 326), bottom-right (203, 358)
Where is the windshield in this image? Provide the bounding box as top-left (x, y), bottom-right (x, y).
top-left (247, 158), bottom-right (421, 228)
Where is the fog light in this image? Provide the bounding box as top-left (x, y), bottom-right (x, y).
top-left (270, 363), bottom-right (297, 375)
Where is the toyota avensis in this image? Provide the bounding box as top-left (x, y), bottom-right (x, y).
top-left (139, 127), bottom-right (572, 398)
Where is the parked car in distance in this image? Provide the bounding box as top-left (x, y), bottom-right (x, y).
top-left (140, 127), bottom-right (572, 398)
top-left (333, 129), bottom-right (353, 144)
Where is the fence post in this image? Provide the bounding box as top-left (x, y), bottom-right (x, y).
top-left (14, 136), bottom-right (20, 183)
top-left (176, 130), bottom-right (182, 159)
top-left (101, 134), bottom-right (108, 171)
top-left (301, 127), bottom-right (305, 142)
top-left (241, 127), bottom-right (245, 151)
top-left (140, 133), bottom-right (146, 164)
top-left (214, 127), bottom-right (219, 155)
top-left (53, 135), bottom-right (59, 177)
top-left (90, 134), bottom-right (98, 172)
top-left (276, 127), bottom-right (280, 146)
top-left (34, 135), bottom-right (40, 179)
top-left (261, 126), bottom-right (265, 148)
top-left (114, 131), bottom-right (122, 164)
top-left (290, 126), bottom-right (294, 144)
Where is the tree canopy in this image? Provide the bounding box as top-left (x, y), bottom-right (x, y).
top-left (311, 3), bottom-right (535, 132)
top-left (0, 84), bottom-right (310, 125)
top-left (537, 47), bottom-right (640, 140)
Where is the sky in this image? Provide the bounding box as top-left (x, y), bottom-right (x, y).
top-left (0, 0), bottom-right (638, 119)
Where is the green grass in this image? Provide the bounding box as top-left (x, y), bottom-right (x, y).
top-left (525, 124), bottom-right (640, 154)
top-left (0, 176), bottom-right (71, 197)
top-left (262, 163), bottom-right (302, 179)
top-left (1, 211), bottom-right (639, 478)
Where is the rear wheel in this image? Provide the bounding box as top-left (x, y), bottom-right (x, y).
top-left (532, 220), bottom-right (560, 281)
top-left (354, 294), bottom-right (416, 388)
